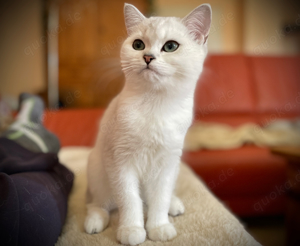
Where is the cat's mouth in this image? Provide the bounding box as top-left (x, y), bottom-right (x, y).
top-left (142, 66), bottom-right (161, 76)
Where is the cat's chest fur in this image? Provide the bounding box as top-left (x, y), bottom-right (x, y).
top-left (116, 95), bottom-right (192, 151)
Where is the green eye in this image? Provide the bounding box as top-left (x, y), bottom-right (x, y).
top-left (132, 39), bottom-right (145, 50)
top-left (162, 41), bottom-right (179, 52)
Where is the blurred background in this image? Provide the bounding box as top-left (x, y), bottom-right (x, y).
top-left (1, 1), bottom-right (300, 246)
top-left (0, 0), bottom-right (299, 109)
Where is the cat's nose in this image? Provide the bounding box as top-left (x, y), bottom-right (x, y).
top-left (143, 55), bottom-right (155, 65)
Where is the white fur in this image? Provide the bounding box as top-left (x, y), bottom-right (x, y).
top-left (84, 3), bottom-right (211, 245)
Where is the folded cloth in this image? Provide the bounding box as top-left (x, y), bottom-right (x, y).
top-left (184, 119), bottom-right (300, 151)
top-left (0, 138), bottom-right (74, 246)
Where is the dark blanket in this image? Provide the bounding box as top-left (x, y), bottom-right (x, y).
top-left (0, 138), bottom-right (74, 246)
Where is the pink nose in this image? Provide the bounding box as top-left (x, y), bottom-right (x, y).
top-left (143, 55), bottom-right (155, 65)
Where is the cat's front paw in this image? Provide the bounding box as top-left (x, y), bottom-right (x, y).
top-left (169, 195), bottom-right (185, 216)
top-left (117, 226), bottom-right (146, 245)
top-left (84, 207), bottom-right (109, 234)
top-left (148, 223), bottom-right (177, 241)
top-left (85, 216), bottom-right (105, 234)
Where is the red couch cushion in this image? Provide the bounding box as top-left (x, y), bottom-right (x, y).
top-left (194, 114), bottom-right (258, 126)
top-left (194, 55), bottom-right (255, 115)
top-left (250, 56), bottom-right (300, 114)
top-left (182, 146), bottom-right (287, 198)
top-left (257, 113), bottom-right (300, 126)
top-left (44, 108), bottom-right (105, 147)
top-left (222, 195), bottom-right (286, 217)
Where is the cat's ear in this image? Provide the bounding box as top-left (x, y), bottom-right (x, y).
top-left (182, 4), bottom-right (212, 44)
top-left (124, 3), bottom-right (145, 36)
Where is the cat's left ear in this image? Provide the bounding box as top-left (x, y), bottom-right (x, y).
top-left (182, 4), bottom-right (212, 44)
top-left (124, 3), bottom-right (146, 36)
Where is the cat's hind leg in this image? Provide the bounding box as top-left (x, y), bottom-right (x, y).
top-left (168, 194), bottom-right (185, 217)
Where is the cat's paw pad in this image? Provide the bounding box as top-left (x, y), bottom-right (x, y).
top-left (117, 226), bottom-right (146, 245)
top-left (84, 213), bottom-right (107, 234)
top-left (148, 223), bottom-right (177, 241)
top-left (169, 196), bottom-right (185, 216)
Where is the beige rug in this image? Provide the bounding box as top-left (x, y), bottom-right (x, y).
top-left (56, 147), bottom-right (261, 246)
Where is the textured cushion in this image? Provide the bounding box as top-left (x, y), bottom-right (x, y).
top-left (56, 147), bottom-right (261, 246)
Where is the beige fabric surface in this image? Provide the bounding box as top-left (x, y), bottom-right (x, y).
top-left (184, 119), bottom-right (300, 151)
top-left (56, 147), bottom-right (261, 246)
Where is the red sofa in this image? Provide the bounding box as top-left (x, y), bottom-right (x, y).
top-left (44, 54), bottom-right (300, 217)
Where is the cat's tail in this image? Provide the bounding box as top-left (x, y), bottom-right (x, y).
top-left (84, 204), bottom-right (110, 234)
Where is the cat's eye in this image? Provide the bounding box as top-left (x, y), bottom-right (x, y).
top-left (132, 39), bottom-right (145, 50)
top-left (162, 41), bottom-right (179, 52)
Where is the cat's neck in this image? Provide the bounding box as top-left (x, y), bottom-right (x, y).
top-left (119, 76), bottom-right (196, 115)
top-left (122, 75), bottom-right (198, 102)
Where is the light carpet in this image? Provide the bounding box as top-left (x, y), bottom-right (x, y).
top-left (56, 147), bottom-right (261, 246)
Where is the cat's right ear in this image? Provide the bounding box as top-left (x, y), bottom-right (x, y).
top-left (124, 3), bottom-right (145, 36)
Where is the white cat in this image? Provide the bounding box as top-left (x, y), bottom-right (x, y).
top-left (84, 3), bottom-right (211, 245)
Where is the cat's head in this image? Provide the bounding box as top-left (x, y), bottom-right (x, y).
top-left (121, 3), bottom-right (212, 92)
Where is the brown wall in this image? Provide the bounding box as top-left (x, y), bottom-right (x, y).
top-left (1, 0), bottom-right (299, 108)
top-left (155, 0), bottom-right (300, 55)
top-left (0, 0), bottom-right (46, 108)
top-left (58, 0), bottom-right (148, 108)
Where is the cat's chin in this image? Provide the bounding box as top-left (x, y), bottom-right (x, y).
top-left (141, 67), bottom-right (163, 82)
